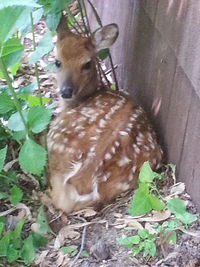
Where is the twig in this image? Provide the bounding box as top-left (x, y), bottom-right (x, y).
top-left (78, 0), bottom-right (90, 36)
top-left (86, 0), bottom-right (119, 90)
top-left (69, 217), bottom-right (87, 267)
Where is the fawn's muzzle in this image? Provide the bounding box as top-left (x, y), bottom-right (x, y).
top-left (60, 85), bottom-right (73, 99)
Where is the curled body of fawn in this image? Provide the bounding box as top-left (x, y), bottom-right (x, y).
top-left (47, 15), bottom-right (162, 214)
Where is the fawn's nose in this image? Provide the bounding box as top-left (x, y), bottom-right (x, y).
top-left (60, 86), bottom-right (73, 99)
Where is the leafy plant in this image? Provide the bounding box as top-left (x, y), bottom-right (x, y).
top-left (0, 218), bottom-right (46, 265)
top-left (118, 229), bottom-right (156, 257)
top-left (118, 162), bottom-right (197, 259)
top-left (128, 161), bottom-right (164, 216)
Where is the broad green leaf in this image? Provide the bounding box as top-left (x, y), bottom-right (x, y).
top-left (19, 139), bottom-right (46, 175)
top-left (132, 246), bottom-right (141, 256)
top-left (61, 246), bottom-right (78, 257)
top-left (142, 239), bottom-right (156, 257)
top-left (117, 235), bottom-right (140, 247)
top-left (45, 11), bottom-right (61, 32)
top-left (0, 1), bottom-right (40, 9)
top-left (0, 6), bottom-right (32, 44)
top-left (167, 198), bottom-right (196, 225)
top-left (149, 195), bottom-right (164, 211)
top-left (0, 145), bottom-right (7, 172)
top-left (7, 110), bottom-right (28, 132)
top-left (32, 233), bottom-right (47, 248)
top-left (138, 229), bottom-right (152, 240)
top-left (17, 82), bottom-right (37, 95)
top-left (9, 186), bottom-right (23, 205)
top-left (11, 218), bottom-right (25, 249)
top-left (12, 130), bottom-right (26, 142)
top-left (167, 231), bottom-right (176, 245)
top-left (10, 62), bottom-right (21, 75)
top-left (98, 48), bottom-right (109, 60)
top-left (19, 95), bottom-right (50, 106)
top-left (7, 246), bottom-right (19, 263)
top-left (0, 222), bottom-right (4, 238)
top-left (128, 183), bottom-right (152, 216)
top-left (0, 232), bottom-right (10, 257)
top-left (36, 206), bottom-right (51, 235)
top-left (138, 161), bottom-right (154, 183)
top-left (1, 38), bottom-right (24, 68)
top-left (21, 235), bottom-right (35, 265)
top-left (28, 106), bottom-right (52, 133)
top-left (29, 31), bottom-right (54, 64)
top-left (81, 250), bottom-right (89, 258)
top-left (0, 93), bottom-right (16, 114)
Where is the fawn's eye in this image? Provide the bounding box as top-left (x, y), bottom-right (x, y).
top-left (81, 60), bottom-right (92, 71)
top-left (55, 59), bottom-right (61, 68)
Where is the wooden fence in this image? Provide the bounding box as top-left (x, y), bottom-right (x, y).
top-left (86, 0), bottom-right (200, 209)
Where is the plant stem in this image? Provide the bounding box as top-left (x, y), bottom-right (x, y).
top-left (30, 12), bottom-right (42, 105)
top-left (0, 58), bottom-right (29, 136)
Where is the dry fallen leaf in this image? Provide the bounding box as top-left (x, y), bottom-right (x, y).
top-left (137, 210), bottom-right (171, 222)
top-left (170, 182), bottom-right (185, 195)
top-left (72, 207), bottom-right (97, 217)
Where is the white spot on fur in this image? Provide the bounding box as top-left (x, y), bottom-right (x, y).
top-left (117, 156), bottom-right (131, 167)
top-left (116, 182), bottom-right (130, 191)
top-left (132, 165), bottom-right (136, 173)
top-left (90, 136), bottom-right (98, 141)
top-left (64, 138), bottom-right (68, 143)
top-left (115, 141), bottom-right (120, 147)
top-left (99, 119), bottom-right (106, 128)
top-left (111, 146), bottom-right (116, 154)
top-left (105, 153), bottom-right (112, 160)
top-left (119, 131), bottom-right (128, 136)
top-left (63, 161), bottom-right (82, 184)
top-left (78, 131), bottom-right (85, 138)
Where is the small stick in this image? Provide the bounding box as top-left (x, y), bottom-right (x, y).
top-left (69, 217), bottom-right (87, 267)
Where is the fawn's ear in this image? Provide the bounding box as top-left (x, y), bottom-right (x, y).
top-left (56, 14), bottom-right (71, 40)
top-left (92, 24), bottom-right (119, 51)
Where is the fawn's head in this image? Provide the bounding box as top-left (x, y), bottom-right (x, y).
top-left (55, 15), bottom-right (118, 104)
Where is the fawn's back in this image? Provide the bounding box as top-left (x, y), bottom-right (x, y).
top-left (47, 16), bottom-right (162, 214)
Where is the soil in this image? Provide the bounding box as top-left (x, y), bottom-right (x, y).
top-left (1, 15), bottom-right (200, 267)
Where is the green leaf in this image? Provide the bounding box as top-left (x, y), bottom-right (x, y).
top-left (0, 145), bottom-right (7, 172)
top-left (10, 62), bottom-right (21, 75)
top-left (0, 6), bottom-right (33, 44)
top-left (167, 198), bottom-right (196, 225)
top-left (29, 31), bottom-right (54, 64)
top-left (7, 246), bottom-right (19, 263)
top-left (0, 222), bottom-right (4, 238)
top-left (28, 106), bottom-right (52, 133)
top-left (81, 250), bottom-right (89, 258)
top-left (0, 232), bottom-right (10, 257)
top-left (0, 93), bottom-right (16, 114)
top-left (10, 186), bottom-right (23, 205)
top-left (36, 206), bottom-right (51, 235)
top-left (1, 38), bottom-right (24, 68)
top-left (138, 161), bottom-right (154, 183)
top-left (98, 48), bottom-right (109, 60)
top-left (19, 139), bottom-right (46, 175)
top-left (61, 246), bottom-right (78, 257)
top-left (117, 235), bottom-right (140, 247)
top-left (142, 239), bottom-right (156, 257)
top-left (0, 1), bottom-right (40, 9)
top-left (46, 11), bottom-right (61, 32)
top-left (167, 231), bottom-right (176, 245)
top-left (12, 130), bottom-right (26, 142)
top-left (128, 184), bottom-right (152, 216)
top-left (20, 235), bottom-right (35, 266)
top-left (11, 218), bottom-right (25, 249)
top-left (17, 82), bottom-right (37, 95)
top-left (18, 95), bottom-right (50, 106)
top-left (132, 246), bottom-right (141, 257)
top-left (138, 229), bottom-right (152, 240)
top-left (149, 195), bottom-right (164, 211)
top-left (32, 233), bottom-right (47, 248)
top-left (7, 111), bottom-right (28, 132)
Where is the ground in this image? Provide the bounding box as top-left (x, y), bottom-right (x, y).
top-left (1, 18), bottom-right (200, 267)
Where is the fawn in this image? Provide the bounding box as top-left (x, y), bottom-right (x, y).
top-left (47, 15), bottom-right (163, 214)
